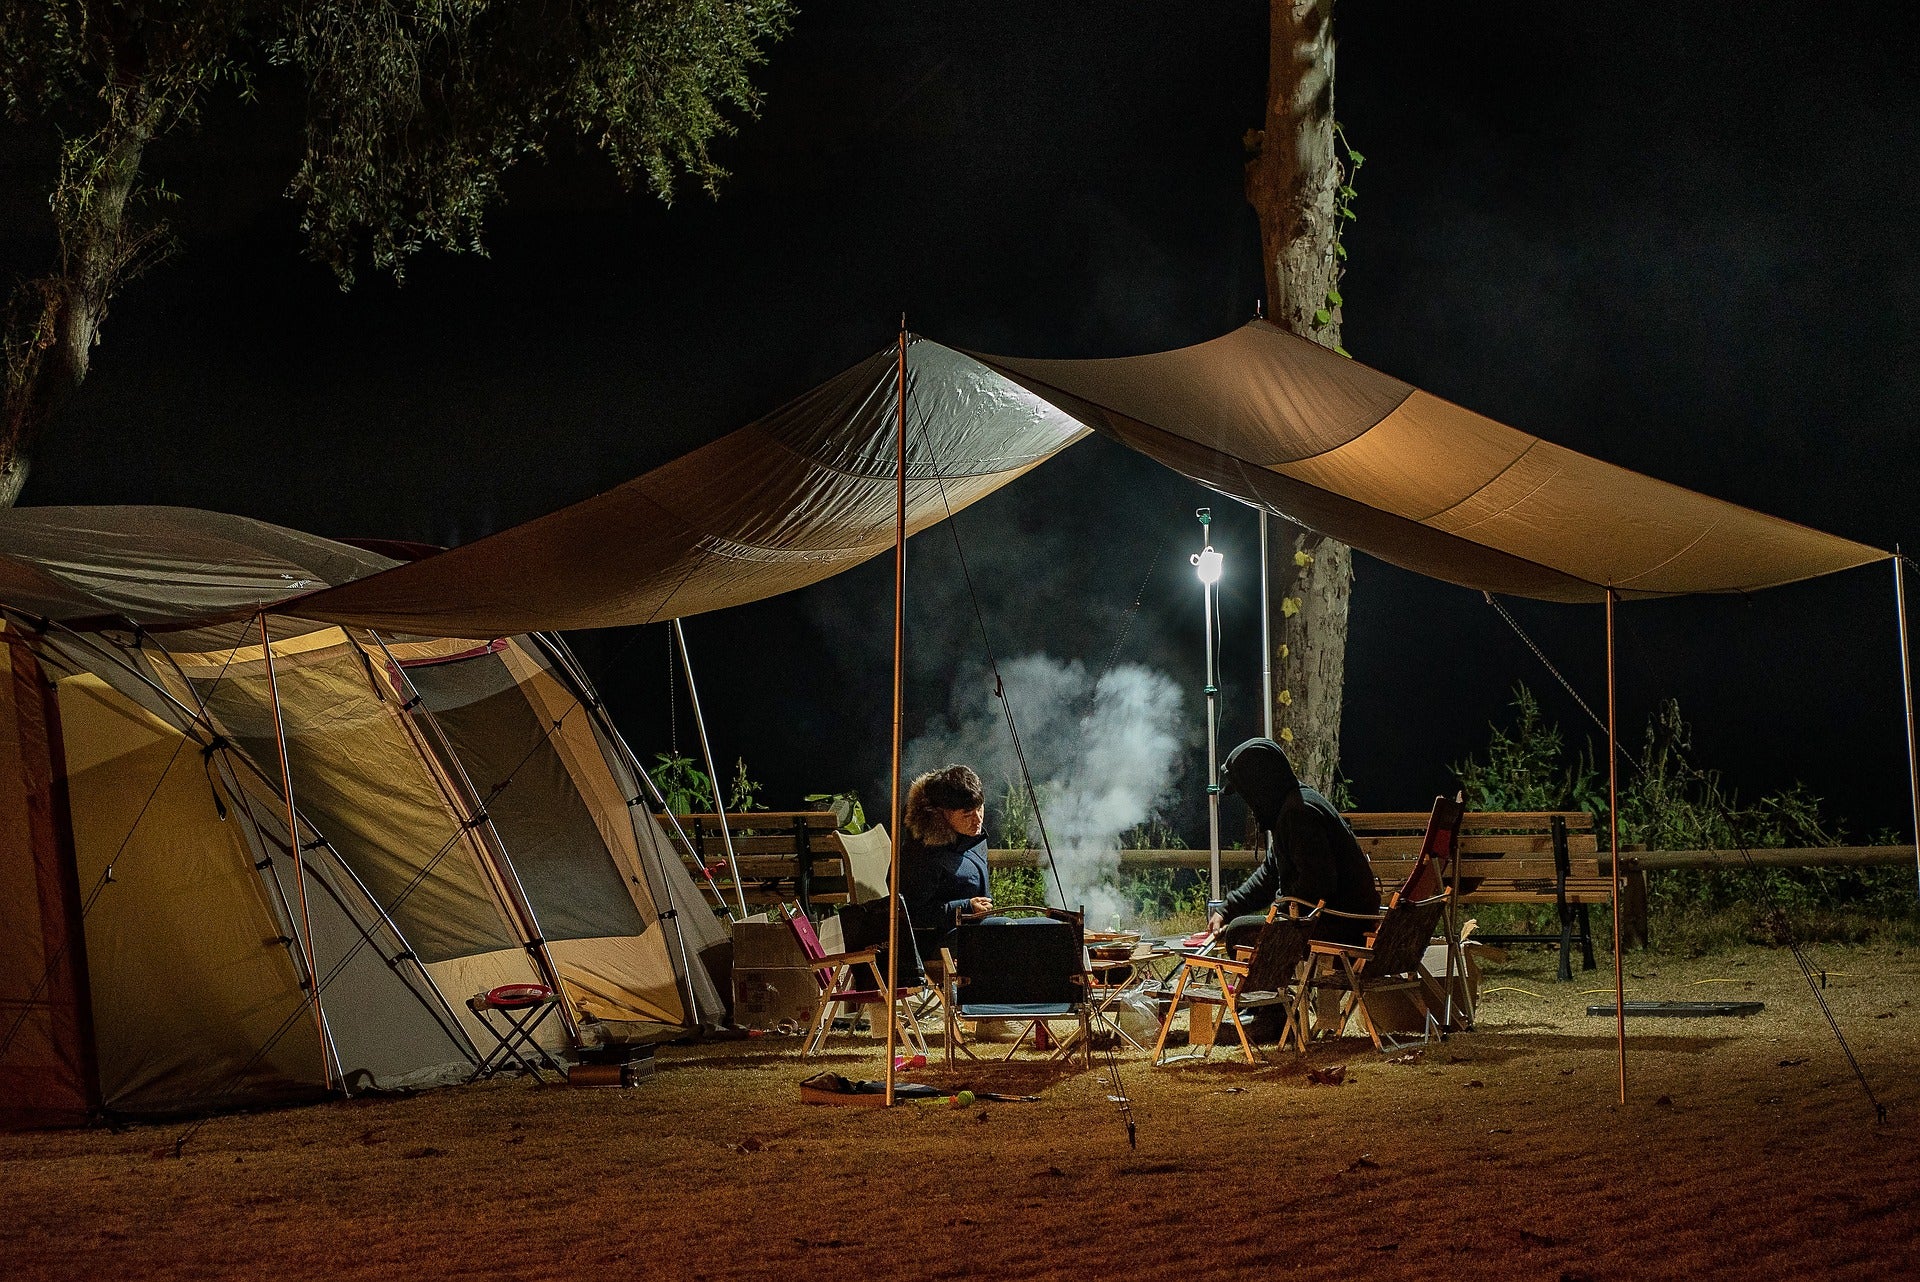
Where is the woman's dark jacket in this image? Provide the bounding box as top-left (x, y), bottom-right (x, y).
top-left (1219, 738), bottom-right (1377, 945)
top-left (894, 774), bottom-right (990, 947)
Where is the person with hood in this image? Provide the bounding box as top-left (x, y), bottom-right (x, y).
top-left (897, 763), bottom-right (994, 951)
top-left (1206, 737), bottom-right (1377, 946)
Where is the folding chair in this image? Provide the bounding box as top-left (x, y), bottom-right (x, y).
top-left (1305, 891), bottom-right (1452, 1052)
top-left (1152, 897), bottom-right (1321, 1065)
top-left (1385, 793), bottom-right (1470, 1027)
top-left (465, 983), bottom-right (568, 1082)
top-left (782, 904), bottom-right (928, 1058)
top-left (942, 907), bottom-right (1092, 1068)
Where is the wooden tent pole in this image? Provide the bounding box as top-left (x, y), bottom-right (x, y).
top-left (258, 613), bottom-right (337, 1093)
top-left (673, 619), bottom-right (748, 919)
top-left (1895, 550), bottom-right (1920, 899)
top-left (1606, 588), bottom-right (1626, 1105)
top-left (1259, 510), bottom-right (1273, 741)
top-left (886, 320), bottom-right (908, 1108)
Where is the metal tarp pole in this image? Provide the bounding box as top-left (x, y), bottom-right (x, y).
top-left (1260, 510), bottom-right (1274, 741)
top-left (258, 613), bottom-right (338, 1093)
top-left (1606, 588), bottom-right (1626, 1105)
top-left (885, 322), bottom-right (908, 1108)
top-left (673, 619), bottom-right (749, 919)
top-left (1895, 551), bottom-right (1920, 899)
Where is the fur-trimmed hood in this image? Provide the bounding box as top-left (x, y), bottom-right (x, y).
top-left (905, 773), bottom-right (961, 847)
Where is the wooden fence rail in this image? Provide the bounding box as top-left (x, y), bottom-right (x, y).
top-left (986, 845), bottom-right (1916, 872)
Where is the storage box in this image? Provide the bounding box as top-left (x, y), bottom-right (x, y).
top-left (734, 966), bottom-right (821, 1031)
top-left (732, 920), bottom-right (809, 970)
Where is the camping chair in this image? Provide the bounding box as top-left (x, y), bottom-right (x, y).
top-left (1152, 897), bottom-right (1322, 1066)
top-left (1304, 891), bottom-right (1452, 1052)
top-left (942, 907), bottom-right (1093, 1068)
top-left (1387, 793), bottom-right (1472, 1027)
top-left (781, 904), bottom-right (928, 1058)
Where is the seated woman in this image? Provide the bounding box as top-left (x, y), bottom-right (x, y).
top-left (1205, 737), bottom-right (1377, 947)
top-left (897, 763), bottom-right (994, 956)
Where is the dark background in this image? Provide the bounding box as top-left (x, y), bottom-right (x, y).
top-left (6, 2), bottom-right (1917, 839)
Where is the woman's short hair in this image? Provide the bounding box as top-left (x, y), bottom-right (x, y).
top-left (920, 764), bottom-right (985, 812)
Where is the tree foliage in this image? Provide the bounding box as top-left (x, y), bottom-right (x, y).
top-left (0, 0), bottom-right (792, 499)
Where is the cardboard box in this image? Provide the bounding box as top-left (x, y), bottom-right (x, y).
top-left (732, 920), bottom-right (809, 970)
top-left (734, 966), bottom-right (822, 1031)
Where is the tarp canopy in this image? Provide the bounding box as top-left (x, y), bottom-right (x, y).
top-left (283, 325), bottom-right (1882, 635)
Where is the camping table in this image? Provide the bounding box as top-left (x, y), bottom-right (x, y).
top-left (466, 987), bottom-right (568, 1083)
top-left (1087, 942), bottom-right (1181, 1051)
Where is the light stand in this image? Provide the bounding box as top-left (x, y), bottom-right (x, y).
top-left (1191, 509), bottom-right (1225, 901)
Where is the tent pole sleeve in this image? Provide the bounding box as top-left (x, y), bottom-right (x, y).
top-left (673, 619), bottom-right (748, 919)
top-left (1606, 589), bottom-right (1625, 1106)
top-left (258, 613), bottom-right (338, 1093)
top-left (526, 632), bottom-right (709, 1031)
top-left (359, 631), bottom-right (578, 1044)
top-left (886, 322), bottom-right (908, 1109)
top-left (1896, 552), bottom-right (1920, 899)
top-left (1260, 509), bottom-right (1274, 741)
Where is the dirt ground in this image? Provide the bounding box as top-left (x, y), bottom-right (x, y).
top-left (5, 943), bottom-right (1919, 1281)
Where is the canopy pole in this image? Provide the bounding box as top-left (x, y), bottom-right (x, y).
top-left (1260, 510), bottom-right (1274, 741)
top-left (258, 613), bottom-right (337, 1094)
top-left (1606, 588), bottom-right (1625, 1105)
top-left (885, 320), bottom-right (908, 1108)
top-left (1895, 550), bottom-right (1920, 899)
top-left (673, 619), bottom-right (749, 920)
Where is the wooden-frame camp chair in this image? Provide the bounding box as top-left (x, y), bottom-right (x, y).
top-left (941, 906), bottom-right (1093, 1068)
top-left (781, 904), bottom-right (928, 1058)
top-left (1387, 793), bottom-right (1471, 1027)
top-left (1304, 891), bottom-right (1452, 1052)
top-left (1152, 897), bottom-right (1322, 1066)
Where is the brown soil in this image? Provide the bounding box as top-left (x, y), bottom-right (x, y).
top-left (6, 944), bottom-right (1919, 1281)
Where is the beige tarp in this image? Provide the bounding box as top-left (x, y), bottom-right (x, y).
top-left (285, 326), bottom-right (1881, 635)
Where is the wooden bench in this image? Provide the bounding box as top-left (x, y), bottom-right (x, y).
top-left (1346, 810), bottom-right (1629, 981)
top-left (654, 810), bottom-right (849, 915)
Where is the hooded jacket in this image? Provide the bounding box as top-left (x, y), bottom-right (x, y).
top-left (1218, 738), bottom-right (1377, 945)
top-left (895, 773), bottom-right (991, 943)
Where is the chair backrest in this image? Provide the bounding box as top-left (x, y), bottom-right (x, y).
top-left (1241, 915), bottom-right (1317, 995)
top-left (1392, 793), bottom-right (1467, 906)
top-left (838, 825), bottom-right (892, 904)
top-left (835, 893), bottom-right (924, 987)
top-left (1363, 893), bottom-right (1450, 977)
top-left (782, 906), bottom-right (834, 992)
top-left (951, 912), bottom-right (1084, 1009)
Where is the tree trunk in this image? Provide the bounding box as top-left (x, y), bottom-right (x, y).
top-left (2, 115), bottom-right (158, 508)
top-left (1245, 0), bottom-right (1352, 794)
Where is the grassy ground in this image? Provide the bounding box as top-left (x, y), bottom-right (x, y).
top-left (5, 942), bottom-right (1918, 1280)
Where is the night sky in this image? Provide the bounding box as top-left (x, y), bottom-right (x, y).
top-left (6, 2), bottom-right (1918, 840)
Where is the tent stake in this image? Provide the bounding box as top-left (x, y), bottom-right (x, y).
top-left (886, 320), bottom-right (908, 1109)
top-left (673, 619), bottom-right (749, 919)
top-left (1606, 589), bottom-right (1625, 1105)
top-left (258, 613), bottom-right (338, 1093)
top-left (1895, 551), bottom-right (1920, 899)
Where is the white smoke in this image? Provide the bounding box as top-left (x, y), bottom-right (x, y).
top-left (904, 654), bottom-right (1188, 926)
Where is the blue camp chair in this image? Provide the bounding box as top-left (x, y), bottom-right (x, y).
top-left (942, 907), bottom-right (1092, 1067)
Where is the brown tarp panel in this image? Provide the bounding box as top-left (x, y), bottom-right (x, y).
top-left (973, 322), bottom-right (1886, 602)
top-left (282, 327), bottom-right (1880, 636)
top-left (286, 341), bottom-right (1091, 633)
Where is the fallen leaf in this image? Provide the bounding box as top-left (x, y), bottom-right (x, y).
top-left (402, 1146), bottom-right (444, 1159)
top-left (1211, 1086), bottom-right (1247, 1094)
top-left (734, 1137), bottom-right (763, 1154)
top-left (1306, 1065), bottom-right (1347, 1086)
top-left (1386, 1051), bottom-right (1421, 1065)
top-left (1344, 1154), bottom-right (1378, 1172)
top-left (1777, 1057), bottom-right (1808, 1067)
top-left (1463, 1080), bottom-right (1485, 1089)
top-left (1489, 1127), bottom-right (1512, 1134)
top-left (1559, 1068), bottom-right (1576, 1076)
top-left (1373, 1243), bottom-right (1399, 1252)
top-left (1519, 1229), bottom-right (1561, 1247)
top-left (1654, 1094), bottom-right (1674, 1107)
top-left (1032, 1166), bottom-right (1066, 1178)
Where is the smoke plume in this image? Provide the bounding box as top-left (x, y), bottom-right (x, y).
top-left (904, 653), bottom-right (1188, 925)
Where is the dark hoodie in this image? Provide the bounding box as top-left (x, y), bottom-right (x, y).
top-left (1218, 737), bottom-right (1377, 945)
top-left (895, 773), bottom-right (990, 946)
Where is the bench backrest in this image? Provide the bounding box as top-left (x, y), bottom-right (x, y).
top-left (1345, 810), bottom-right (1599, 895)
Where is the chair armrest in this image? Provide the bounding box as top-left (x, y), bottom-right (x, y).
top-left (1316, 906), bottom-right (1385, 922)
top-left (1310, 940), bottom-right (1375, 959)
top-left (812, 948), bottom-right (880, 969)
